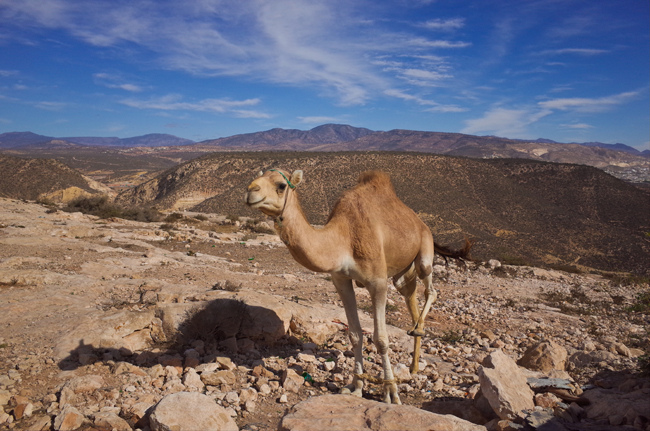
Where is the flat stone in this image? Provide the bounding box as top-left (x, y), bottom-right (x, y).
top-left (149, 392), bottom-right (238, 431)
top-left (280, 394), bottom-right (486, 431)
top-left (54, 405), bottom-right (85, 431)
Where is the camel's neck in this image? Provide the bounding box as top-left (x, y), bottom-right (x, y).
top-left (275, 191), bottom-right (344, 273)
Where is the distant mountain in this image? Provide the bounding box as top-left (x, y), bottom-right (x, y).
top-left (0, 132), bottom-right (54, 149)
top-left (64, 133), bottom-right (195, 147)
top-left (192, 125), bottom-right (649, 182)
top-left (0, 132), bottom-right (194, 149)
top-left (579, 142), bottom-right (645, 155)
top-left (197, 124), bottom-right (374, 150)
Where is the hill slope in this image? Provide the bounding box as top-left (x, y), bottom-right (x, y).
top-left (116, 152), bottom-right (650, 275)
top-left (0, 154), bottom-right (111, 202)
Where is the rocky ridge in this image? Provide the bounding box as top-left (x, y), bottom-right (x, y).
top-left (0, 198), bottom-right (648, 430)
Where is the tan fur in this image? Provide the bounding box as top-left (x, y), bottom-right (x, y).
top-left (245, 169), bottom-right (439, 404)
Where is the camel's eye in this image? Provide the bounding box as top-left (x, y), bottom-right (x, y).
top-left (277, 183), bottom-right (287, 191)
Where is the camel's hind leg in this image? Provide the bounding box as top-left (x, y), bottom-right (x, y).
top-left (394, 263), bottom-right (426, 374)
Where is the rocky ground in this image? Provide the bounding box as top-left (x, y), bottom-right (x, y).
top-left (0, 197), bottom-right (648, 431)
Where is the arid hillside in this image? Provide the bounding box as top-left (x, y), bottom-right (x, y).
top-left (116, 152), bottom-right (650, 275)
top-left (0, 154), bottom-right (111, 202)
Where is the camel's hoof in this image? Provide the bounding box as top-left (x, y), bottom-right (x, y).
top-left (340, 386), bottom-right (362, 397)
top-left (407, 328), bottom-right (425, 337)
top-left (383, 381), bottom-right (402, 405)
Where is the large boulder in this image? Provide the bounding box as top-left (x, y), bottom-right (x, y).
top-left (149, 392), bottom-right (238, 431)
top-left (478, 350), bottom-right (535, 420)
top-left (517, 341), bottom-right (567, 372)
top-left (280, 394), bottom-right (486, 431)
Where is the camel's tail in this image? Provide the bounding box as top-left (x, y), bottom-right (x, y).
top-left (434, 238), bottom-right (474, 261)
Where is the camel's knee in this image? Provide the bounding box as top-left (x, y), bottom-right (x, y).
top-left (373, 334), bottom-right (390, 354)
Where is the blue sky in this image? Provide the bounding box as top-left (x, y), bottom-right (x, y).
top-left (0, 0), bottom-right (648, 150)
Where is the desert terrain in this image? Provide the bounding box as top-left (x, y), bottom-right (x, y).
top-left (0, 197), bottom-right (648, 430)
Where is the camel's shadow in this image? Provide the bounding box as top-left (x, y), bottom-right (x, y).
top-left (57, 297), bottom-right (300, 372)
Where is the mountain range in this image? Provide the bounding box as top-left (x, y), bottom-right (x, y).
top-left (2, 125), bottom-right (648, 184)
top-left (0, 132), bottom-right (194, 149)
top-left (1, 125), bottom-right (647, 156)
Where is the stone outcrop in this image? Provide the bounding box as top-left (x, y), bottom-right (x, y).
top-left (478, 350), bottom-right (535, 420)
top-left (280, 394), bottom-right (486, 431)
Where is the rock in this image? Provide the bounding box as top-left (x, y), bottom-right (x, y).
top-left (282, 368), bottom-right (304, 393)
top-left (0, 411), bottom-right (10, 425)
top-left (13, 402), bottom-right (33, 420)
top-left (478, 349), bottom-right (535, 420)
top-left (93, 411), bottom-right (132, 431)
top-left (280, 394), bottom-right (486, 431)
top-left (0, 389), bottom-right (10, 405)
top-left (566, 350), bottom-right (618, 369)
top-left (20, 414), bottom-right (51, 431)
top-left (54, 309), bottom-right (156, 359)
top-left (201, 370), bottom-right (237, 386)
top-left (487, 259), bottom-right (501, 269)
top-left (393, 363), bottom-right (412, 382)
top-left (581, 386), bottom-right (650, 428)
top-left (183, 368), bottom-right (205, 391)
top-left (518, 341), bottom-right (567, 372)
top-left (149, 392), bottom-right (238, 431)
top-left (534, 392), bottom-right (562, 408)
top-left (54, 405), bottom-right (85, 431)
top-left (239, 388), bottom-right (258, 404)
top-left (59, 375), bottom-right (104, 407)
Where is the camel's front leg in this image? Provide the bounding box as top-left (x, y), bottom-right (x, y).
top-left (331, 275), bottom-right (364, 397)
top-left (368, 279), bottom-right (401, 404)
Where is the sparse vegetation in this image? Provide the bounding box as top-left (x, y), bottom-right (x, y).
top-left (245, 219), bottom-right (275, 235)
top-left (548, 263), bottom-right (582, 274)
top-left (440, 329), bottom-right (464, 345)
top-left (627, 289), bottom-right (650, 313)
top-left (64, 195), bottom-right (162, 222)
top-left (163, 212), bottom-right (184, 223)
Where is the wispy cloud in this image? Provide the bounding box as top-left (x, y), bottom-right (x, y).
top-left (120, 94), bottom-right (271, 118)
top-left (538, 90), bottom-right (641, 112)
top-left (33, 101), bottom-right (66, 111)
top-left (419, 18), bottom-right (465, 31)
top-left (384, 88), bottom-right (466, 112)
top-left (0, 70), bottom-right (19, 77)
top-left (461, 107), bottom-right (551, 137)
top-left (561, 123), bottom-right (594, 129)
top-left (299, 116), bottom-right (342, 124)
top-left (540, 48), bottom-right (609, 56)
top-left (0, 0), bottom-right (472, 107)
top-left (93, 73), bottom-right (143, 92)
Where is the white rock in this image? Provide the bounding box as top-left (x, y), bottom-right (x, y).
top-left (149, 392), bottom-right (238, 431)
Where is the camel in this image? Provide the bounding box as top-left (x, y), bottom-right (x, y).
top-left (245, 168), bottom-right (469, 404)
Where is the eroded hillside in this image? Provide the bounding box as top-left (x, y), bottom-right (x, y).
top-left (116, 152), bottom-right (650, 275)
top-left (0, 154), bottom-right (112, 202)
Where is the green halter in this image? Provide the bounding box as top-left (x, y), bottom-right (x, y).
top-left (269, 169), bottom-right (296, 189)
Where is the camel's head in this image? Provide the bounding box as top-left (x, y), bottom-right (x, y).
top-left (245, 169), bottom-right (303, 217)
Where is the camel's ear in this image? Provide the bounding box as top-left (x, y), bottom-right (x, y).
top-left (290, 170), bottom-right (303, 187)
top-left (256, 171), bottom-right (263, 178)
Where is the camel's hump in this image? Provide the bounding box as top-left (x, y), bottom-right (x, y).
top-left (357, 170), bottom-right (393, 188)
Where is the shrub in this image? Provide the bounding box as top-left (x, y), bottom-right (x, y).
top-left (63, 195), bottom-right (162, 222)
top-left (164, 212), bottom-right (184, 223)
